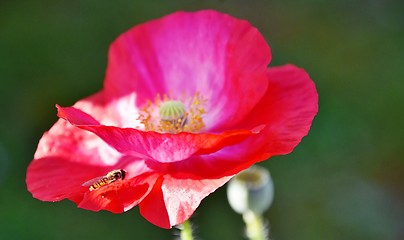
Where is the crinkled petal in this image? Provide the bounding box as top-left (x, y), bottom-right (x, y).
top-left (139, 176), bottom-right (170, 228)
top-left (245, 64), bottom-right (319, 155)
top-left (78, 173), bottom-right (156, 213)
top-left (166, 64), bottom-right (318, 178)
top-left (27, 156), bottom-right (108, 202)
top-left (27, 155), bottom-right (156, 213)
top-left (104, 10), bottom-right (271, 130)
top-left (162, 175), bottom-right (233, 226)
top-left (139, 175), bottom-right (232, 228)
top-left (34, 92), bottom-right (122, 166)
top-left (167, 150), bottom-right (271, 179)
top-left (57, 105), bottom-right (260, 163)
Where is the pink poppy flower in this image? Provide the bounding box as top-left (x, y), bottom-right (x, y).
top-left (26, 10), bottom-right (318, 229)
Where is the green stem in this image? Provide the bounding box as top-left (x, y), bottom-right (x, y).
top-left (243, 211), bottom-right (267, 240)
top-left (180, 219), bottom-right (193, 240)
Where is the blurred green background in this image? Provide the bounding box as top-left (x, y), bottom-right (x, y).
top-left (1, 0), bottom-right (403, 239)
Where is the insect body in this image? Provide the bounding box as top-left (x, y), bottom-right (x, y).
top-left (82, 169), bottom-right (126, 191)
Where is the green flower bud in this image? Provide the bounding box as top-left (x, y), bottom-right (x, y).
top-left (227, 165), bottom-right (274, 215)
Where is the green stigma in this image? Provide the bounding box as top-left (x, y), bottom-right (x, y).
top-left (159, 100), bottom-right (186, 121)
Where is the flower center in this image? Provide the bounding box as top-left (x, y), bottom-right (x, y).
top-left (159, 100), bottom-right (187, 130)
top-left (138, 93), bottom-right (206, 133)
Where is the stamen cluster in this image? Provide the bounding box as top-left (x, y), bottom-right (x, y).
top-left (138, 93), bottom-right (206, 133)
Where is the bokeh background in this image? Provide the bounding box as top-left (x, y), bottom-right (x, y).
top-left (1, 0), bottom-right (403, 239)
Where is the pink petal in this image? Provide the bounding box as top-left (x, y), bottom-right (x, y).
top-left (104, 10), bottom-right (271, 130)
top-left (27, 155), bottom-right (156, 213)
top-left (26, 156), bottom-right (107, 202)
top-left (165, 64), bottom-right (318, 178)
top-left (249, 64), bottom-right (319, 155)
top-left (161, 175), bottom-right (232, 226)
top-left (139, 175), bottom-right (232, 228)
top-left (139, 176), bottom-right (171, 229)
top-left (57, 105), bottom-right (259, 163)
top-left (34, 92), bottom-right (122, 166)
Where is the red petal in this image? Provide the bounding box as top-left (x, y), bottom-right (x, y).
top-left (35, 92), bottom-right (122, 167)
top-left (139, 176), bottom-right (171, 229)
top-left (104, 10), bottom-right (271, 130)
top-left (166, 64), bottom-right (318, 178)
top-left (27, 155), bottom-right (156, 213)
top-left (78, 173), bottom-right (156, 213)
top-left (139, 174), bottom-right (232, 228)
top-left (26, 156), bottom-right (106, 202)
top-left (57, 105), bottom-right (259, 163)
top-left (249, 64), bottom-right (319, 155)
top-left (161, 175), bottom-right (232, 226)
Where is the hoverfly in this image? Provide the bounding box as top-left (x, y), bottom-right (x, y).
top-left (82, 169), bottom-right (126, 191)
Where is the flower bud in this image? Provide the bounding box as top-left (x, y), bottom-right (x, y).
top-left (227, 165), bottom-right (274, 215)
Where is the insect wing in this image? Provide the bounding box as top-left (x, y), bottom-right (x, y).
top-left (82, 175), bottom-right (106, 187)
